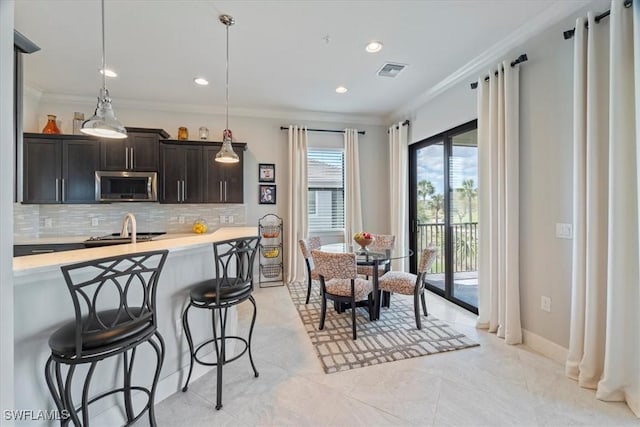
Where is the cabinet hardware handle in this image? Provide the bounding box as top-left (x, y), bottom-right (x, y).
top-left (131, 147), bottom-right (134, 169)
top-left (125, 147), bottom-right (129, 169)
top-left (224, 181), bottom-right (228, 201)
top-left (177, 181), bottom-right (181, 202)
top-left (55, 178), bottom-right (59, 202)
top-left (182, 180), bottom-right (186, 202)
top-left (32, 249), bottom-right (54, 253)
top-left (219, 181), bottom-right (223, 201)
top-left (61, 179), bottom-right (65, 202)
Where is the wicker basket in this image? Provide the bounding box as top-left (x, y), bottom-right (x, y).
top-left (261, 246), bottom-right (280, 258)
top-left (261, 225), bottom-right (280, 239)
top-left (261, 264), bottom-right (281, 279)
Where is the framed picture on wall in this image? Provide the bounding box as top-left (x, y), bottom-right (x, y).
top-left (259, 163), bottom-right (275, 182)
top-left (259, 185), bottom-right (276, 204)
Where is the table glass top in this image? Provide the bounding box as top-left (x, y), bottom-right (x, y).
top-left (318, 243), bottom-right (412, 262)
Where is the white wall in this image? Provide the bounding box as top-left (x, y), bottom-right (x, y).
top-left (24, 97), bottom-right (390, 242)
top-left (409, 13), bottom-right (584, 348)
top-left (1, 0), bottom-right (15, 417)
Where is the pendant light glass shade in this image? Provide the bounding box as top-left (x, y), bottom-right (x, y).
top-left (81, 0), bottom-right (126, 139)
top-left (215, 14), bottom-right (239, 163)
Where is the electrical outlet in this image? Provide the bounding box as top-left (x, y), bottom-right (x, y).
top-left (91, 217), bottom-right (99, 227)
top-left (219, 215), bottom-right (227, 224)
top-left (556, 223), bottom-right (573, 239)
top-left (178, 215), bottom-right (185, 224)
top-left (541, 296), bottom-right (551, 312)
top-left (228, 215), bottom-right (234, 224)
top-left (43, 217), bottom-right (53, 228)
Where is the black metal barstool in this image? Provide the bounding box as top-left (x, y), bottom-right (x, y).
top-left (181, 236), bottom-right (261, 410)
top-left (44, 250), bottom-right (168, 427)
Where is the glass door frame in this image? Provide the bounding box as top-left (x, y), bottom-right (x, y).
top-left (408, 119), bottom-right (478, 314)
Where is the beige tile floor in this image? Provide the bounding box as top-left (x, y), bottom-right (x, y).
top-left (155, 285), bottom-right (637, 426)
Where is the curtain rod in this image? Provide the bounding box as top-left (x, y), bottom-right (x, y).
top-left (279, 126), bottom-right (365, 135)
top-left (469, 53), bottom-right (528, 89)
top-left (563, 0), bottom-right (632, 40)
top-left (386, 119), bottom-right (410, 134)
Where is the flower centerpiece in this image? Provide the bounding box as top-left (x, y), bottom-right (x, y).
top-left (353, 231), bottom-right (374, 251)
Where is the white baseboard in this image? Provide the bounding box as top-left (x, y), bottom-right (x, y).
top-left (91, 355), bottom-right (216, 426)
top-left (522, 328), bottom-right (568, 364)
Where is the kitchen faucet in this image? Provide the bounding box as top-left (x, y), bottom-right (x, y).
top-left (120, 213), bottom-right (137, 243)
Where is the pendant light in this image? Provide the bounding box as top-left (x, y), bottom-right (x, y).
top-left (81, 0), bottom-right (127, 139)
top-left (215, 14), bottom-right (240, 163)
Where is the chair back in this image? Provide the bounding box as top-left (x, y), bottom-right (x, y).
top-left (298, 236), bottom-right (321, 259)
top-left (60, 250), bottom-right (169, 357)
top-left (418, 247), bottom-right (438, 273)
top-left (370, 234), bottom-right (396, 251)
top-left (311, 250), bottom-right (357, 280)
top-left (213, 236), bottom-right (261, 297)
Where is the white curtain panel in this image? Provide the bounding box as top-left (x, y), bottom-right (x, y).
top-left (476, 62), bottom-right (522, 345)
top-left (344, 128), bottom-right (363, 242)
top-left (388, 122), bottom-right (408, 271)
top-left (285, 125), bottom-right (308, 284)
top-left (566, 1), bottom-right (639, 416)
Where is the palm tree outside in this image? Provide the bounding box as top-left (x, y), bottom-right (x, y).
top-left (457, 179), bottom-right (477, 223)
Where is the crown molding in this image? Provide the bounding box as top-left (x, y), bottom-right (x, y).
top-left (387, 0), bottom-right (589, 123)
top-left (35, 91), bottom-right (385, 127)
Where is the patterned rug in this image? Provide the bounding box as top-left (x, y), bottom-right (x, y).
top-left (288, 281), bottom-right (479, 374)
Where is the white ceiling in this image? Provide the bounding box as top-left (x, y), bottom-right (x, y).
top-left (15, 0), bottom-right (589, 121)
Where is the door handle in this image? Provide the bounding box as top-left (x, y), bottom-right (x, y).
top-left (224, 181), bottom-right (227, 201)
top-left (55, 178), bottom-right (59, 202)
top-left (125, 147), bottom-right (129, 169)
top-left (177, 181), bottom-right (181, 202)
top-left (130, 147), bottom-right (134, 169)
top-left (219, 181), bottom-right (223, 201)
top-left (182, 180), bottom-right (186, 202)
top-left (61, 178), bottom-right (65, 202)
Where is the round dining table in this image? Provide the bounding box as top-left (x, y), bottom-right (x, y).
top-left (318, 243), bottom-right (413, 320)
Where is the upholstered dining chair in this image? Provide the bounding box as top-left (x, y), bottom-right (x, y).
top-left (377, 246), bottom-right (437, 329)
top-left (311, 250), bottom-right (373, 340)
top-left (298, 237), bottom-right (322, 304)
top-left (356, 234), bottom-right (396, 277)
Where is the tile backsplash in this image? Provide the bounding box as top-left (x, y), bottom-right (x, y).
top-left (14, 203), bottom-right (246, 238)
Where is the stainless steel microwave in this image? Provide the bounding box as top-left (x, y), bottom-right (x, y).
top-left (95, 171), bottom-right (157, 202)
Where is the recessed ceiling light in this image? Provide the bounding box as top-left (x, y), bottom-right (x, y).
top-left (99, 68), bottom-right (117, 78)
top-left (335, 86), bottom-right (348, 94)
top-left (365, 41), bottom-right (383, 53)
top-left (194, 77), bottom-right (209, 86)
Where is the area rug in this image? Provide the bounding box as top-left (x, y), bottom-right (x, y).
top-left (288, 281), bottom-right (479, 374)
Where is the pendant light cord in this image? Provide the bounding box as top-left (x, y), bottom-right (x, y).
top-left (101, 0), bottom-right (107, 94)
top-left (225, 22), bottom-right (229, 133)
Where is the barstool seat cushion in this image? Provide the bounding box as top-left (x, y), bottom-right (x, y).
top-left (48, 307), bottom-right (153, 355)
top-left (190, 279), bottom-right (252, 304)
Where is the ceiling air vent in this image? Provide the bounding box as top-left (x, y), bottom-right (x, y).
top-left (377, 62), bottom-right (406, 78)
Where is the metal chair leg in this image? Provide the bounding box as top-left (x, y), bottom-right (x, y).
top-left (63, 365), bottom-right (82, 427)
top-left (351, 298), bottom-right (357, 340)
top-left (44, 357), bottom-right (65, 419)
top-left (319, 293), bottom-right (327, 330)
top-left (148, 331), bottom-right (165, 427)
top-left (181, 304), bottom-right (196, 392)
top-left (215, 308), bottom-right (224, 410)
top-left (305, 275), bottom-right (312, 304)
top-left (248, 295), bottom-right (259, 378)
top-left (123, 349), bottom-right (136, 423)
top-left (421, 291), bottom-right (428, 316)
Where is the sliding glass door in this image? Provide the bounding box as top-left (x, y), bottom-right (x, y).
top-left (409, 120), bottom-right (478, 313)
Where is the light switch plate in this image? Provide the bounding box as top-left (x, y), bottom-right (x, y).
top-left (91, 217), bottom-right (99, 227)
top-left (541, 296), bottom-right (551, 312)
top-left (556, 223), bottom-right (573, 239)
top-left (178, 215), bottom-right (185, 224)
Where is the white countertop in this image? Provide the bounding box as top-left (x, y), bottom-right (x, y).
top-left (13, 227), bottom-right (258, 276)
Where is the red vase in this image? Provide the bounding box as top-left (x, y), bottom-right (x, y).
top-left (42, 115), bottom-right (60, 134)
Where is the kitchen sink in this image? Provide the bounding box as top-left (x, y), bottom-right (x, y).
top-left (83, 232), bottom-right (166, 248)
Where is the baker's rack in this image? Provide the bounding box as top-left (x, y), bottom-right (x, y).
top-left (258, 214), bottom-right (283, 287)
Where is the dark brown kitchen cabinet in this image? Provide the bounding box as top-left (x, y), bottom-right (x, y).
top-left (203, 144), bottom-right (244, 203)
top-left (100, 127), bottom-right (169, 172)
top-left (23, 135), bottom-right (99, 204)
top-left (159, 143), bottom-right (203, 203)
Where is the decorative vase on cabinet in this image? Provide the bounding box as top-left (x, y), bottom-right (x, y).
top-left (42, 115), bottom-right (61, 134)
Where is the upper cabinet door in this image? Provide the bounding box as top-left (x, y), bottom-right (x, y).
top-left (129, 133), bottom-right (159, 171)
top-left (23, 138), bottom-right (62, 204)
top-left (159, 144), bottom-right (183, 203)
top-left (202, 145), bottom-right (244, 203)
top-left (62, 139), bottom-right (100, 203)
top-left (100, 129), bottom-right (165, 171)
top-left (100, 139), bottom-right (128, 170)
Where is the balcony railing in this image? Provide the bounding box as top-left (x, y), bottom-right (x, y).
top-left (416, 222), bottom-right (478, 274)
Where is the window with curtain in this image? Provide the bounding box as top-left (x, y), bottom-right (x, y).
top-left (308, 149), bottom-right (344, 232)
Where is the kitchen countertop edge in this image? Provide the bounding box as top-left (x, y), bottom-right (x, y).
top-left (13, 227), bottom-right (258, 277)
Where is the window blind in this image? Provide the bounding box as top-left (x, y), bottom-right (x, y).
top-left (308, 150), bottom-right (344, 232)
